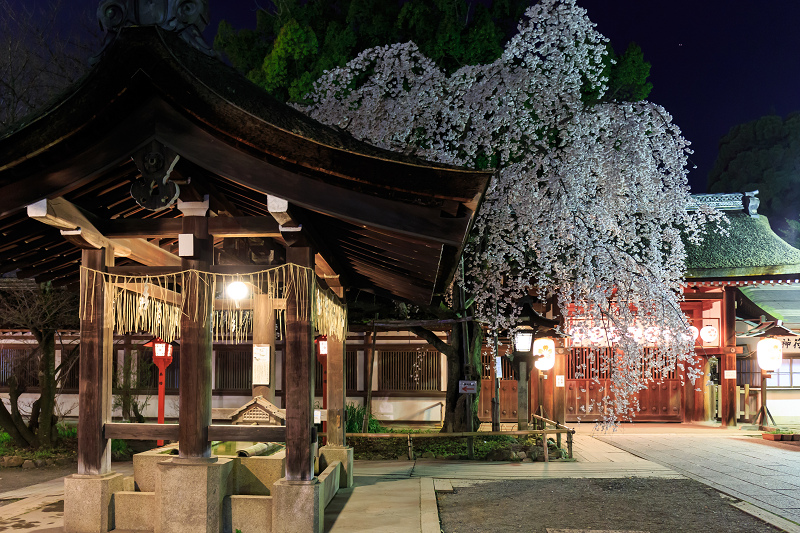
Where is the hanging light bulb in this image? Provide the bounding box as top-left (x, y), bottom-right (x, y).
top-left (226, 281), bottom-right (248, 300)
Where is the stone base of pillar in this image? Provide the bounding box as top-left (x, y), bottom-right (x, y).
top-left (272, 478), bottom-right (322, 533)
top-left (318, 446), bottom-right (354, 488)
top-left (64, 472), bottom-right (125, 533)
top-left (154, 457), bottom-right (234, 533)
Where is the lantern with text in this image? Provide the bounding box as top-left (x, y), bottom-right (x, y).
top-left (533, 338), bottom-right (556, 371)
top-left (756, 338), bottom-right (782, 372)
top-left (145, 337), bottom-right (174, 446)
top-left (699, 325), bottom-right (719, 344)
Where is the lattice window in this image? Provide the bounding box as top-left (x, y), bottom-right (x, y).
top-left (215, 347), bottom-right (252, 391)
top-left (378, 350), bottom-right (441, 392)
top-left (241, 407), bottom-right (271, 423)
top-left (0, 347), bottom-right (37, 387)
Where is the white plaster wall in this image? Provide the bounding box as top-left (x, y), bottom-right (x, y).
top-left (369, 396), bottom-right (445, 423)
top-left (767, 390), bottom-right (800, 425)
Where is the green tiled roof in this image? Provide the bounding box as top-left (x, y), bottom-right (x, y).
top-left (686, 213), bottom-right (800, 278)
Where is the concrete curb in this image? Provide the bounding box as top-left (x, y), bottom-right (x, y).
top-left (419, 478), bottom-right (440, 533)
top-left (732, 501), bottom-right (800, 533)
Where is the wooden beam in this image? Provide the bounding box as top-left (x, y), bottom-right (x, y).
top-left (105, 423), bottom-right (180, 441)
top-left (103, 218), bottom-right (183, 238)
top-left (327, 333), bottom-right (346, 447)
top-left (178, 215), bottom-right (213, 459)
top-left (102, 217), bottom-right (282, 239)
top-left (284, 245), bottom-right (315, 481)
top-left (103, 423), bottom-right (287, 442)
top-left (27, 198), bottom-right (181, 266)
top-left (683, 293), bottom-right (724, 300)
top-left (109, 282), bottom-right (183, 307)
top-left (77, 247), bottom-right (114, 475)
top-left (252, 294), bottom-right (277, 402)
top-left (207, 425), bottom-right (286, 442)
top-left (115, 238), bottom-right (181, 266)
top-left (107, 266), bottom-right (182, 276)
top-left (720, 287), bottom-right (737, 427)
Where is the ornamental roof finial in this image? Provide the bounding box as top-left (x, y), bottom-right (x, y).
top-left (96, 0), bottom-right (213, 56)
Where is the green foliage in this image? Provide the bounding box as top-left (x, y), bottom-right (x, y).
top-left (0, 428), bottom-right (77, 460)
top-left (216, 0), bottom-right (529, 103)
top-left (57, 422), bottom-right (77, 440)
top-left (780, 218), bottom-right (800, 249)
top-left (707, 113), bottom-right (800, 239)
top-left (217, 1), bottom-right (653, 106)
top-left (0, 430), bottom-right (12, 455)
top-left (605, 43), bottom-right (652, 102)
top-left (345, 402), bottom-right (387, 433)
top-left (111, 439), bottom-right (133, 460)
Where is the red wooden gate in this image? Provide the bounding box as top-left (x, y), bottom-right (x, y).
top-left (565, 347), bottom-right (682, 422)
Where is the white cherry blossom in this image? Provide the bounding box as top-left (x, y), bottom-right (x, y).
top-left (300, 0), bottom-right (721, 421)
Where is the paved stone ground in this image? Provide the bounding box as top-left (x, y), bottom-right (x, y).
top-left (596, 434), bottom-right (800, 526)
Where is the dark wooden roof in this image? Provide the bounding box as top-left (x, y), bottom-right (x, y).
top-left (0, 27), bottom-right (491, 304)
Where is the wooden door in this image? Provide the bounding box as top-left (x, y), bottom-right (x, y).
top-left (478, 348), bottom-right (518, 423)
top-left (565, 347), bottom-right (683, 422)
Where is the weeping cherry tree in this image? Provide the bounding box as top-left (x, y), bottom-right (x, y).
top-left (299, 0), bottom-right (723, 422)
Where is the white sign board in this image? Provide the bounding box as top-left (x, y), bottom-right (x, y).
top-left (777, 336), bottom-right (800, 354)
top-left (494, 357), bottom-right (503, 379)
top-left (252, 344), bottom-right (271, 386)
top-left (723, 369), bottom-right (736, 380)
top-left (458, 380), bottom-right (478, 394)
top-left (314, 409), bottom-right (322, 424)
top-left (556, 375), bottom-right (565, 387)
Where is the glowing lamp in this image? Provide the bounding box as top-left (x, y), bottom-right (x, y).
top-left (318, 339), bottom-right (328, 355)
top-left (144, 337), bottom-right (174, 360)
top-left (756, 338), bottom-right (782, 372)
top-left (226, 281), bottom-right (248, 301)
top-left (688, 326), bottom-right (700, 342)
top-left (699, 325), bottom-right (718, 344)
top-left (533, 338), bottom-right (555, 371)
top-left (513, 327), bottom-right (534, 353)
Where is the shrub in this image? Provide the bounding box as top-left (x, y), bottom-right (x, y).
top-left (345, 403), bottom-right (387, 433)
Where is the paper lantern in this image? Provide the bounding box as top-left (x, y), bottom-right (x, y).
top-left (533, 338), bottom-right (555, 371)
top-left (699, 325), bottom-right (718, 344)
top-left (756, 338), bottom-right (782, 372)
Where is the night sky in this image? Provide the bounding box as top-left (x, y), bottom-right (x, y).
top-left (17, 0), bottom-right (800, 193)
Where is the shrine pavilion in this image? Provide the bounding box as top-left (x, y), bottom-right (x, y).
top-left (0, 3), bottom-right (491, 532)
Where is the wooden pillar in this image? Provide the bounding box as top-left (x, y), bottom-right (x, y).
top-left (720, 287), bottom-right (737, 427)
top-left (253, 294), bottom-right (277, 403)
top-left (327, 332), bottom-right (346, 446)
top-left (78, 247), bottom-right (114, 475)
top-left (553, 346), bottom-right (566, 425)
top-left (179, 216), bottom-right (213, 459)
top-left (285, 246), bottom-right (315, 481)
top-left (517, 361), bottom-right (528, 430)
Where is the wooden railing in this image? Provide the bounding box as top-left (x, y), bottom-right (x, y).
top-left (530, 413), bottom-right (575, 460)
top-left (709, 384), bottom-right (756, 422)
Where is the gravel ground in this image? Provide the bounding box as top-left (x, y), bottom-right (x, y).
top-left (0, 463), bottom-right (77, 495)
top-left (437, 478), bottom-right (784, 533)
